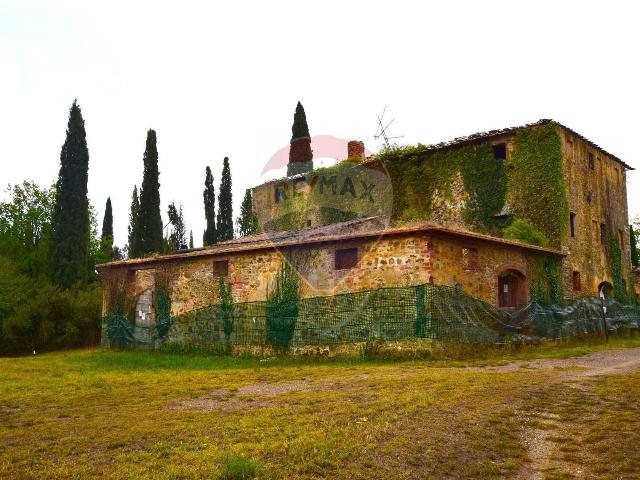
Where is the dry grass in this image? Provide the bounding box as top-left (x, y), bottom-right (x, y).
top-left (1, 337), bottom-right (640, 479)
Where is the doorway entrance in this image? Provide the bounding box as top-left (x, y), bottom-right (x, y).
top-left (498, 269), bottom-right (526, 309)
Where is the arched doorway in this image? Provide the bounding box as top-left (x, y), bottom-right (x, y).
top-left (497, 269), bottom-right (527, 309)
top-left (598, 281), bottom-right (613, 298)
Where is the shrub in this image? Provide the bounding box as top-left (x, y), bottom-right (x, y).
top-left (219, 456), bottom-right (261, 480)
top-left (266, 261), bottom-right (299, 351)
top-left (503, 219), bottom-right (549, 247)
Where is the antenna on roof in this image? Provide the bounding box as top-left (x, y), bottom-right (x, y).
top-left (374, 106), bottom-right (403, 147)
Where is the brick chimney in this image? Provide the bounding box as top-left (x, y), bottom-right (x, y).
top-left (347, 140), bottom-right (365, 161)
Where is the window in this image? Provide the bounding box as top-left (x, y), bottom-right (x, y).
top-left (306, 219), bottom-right (312, 227)
top-left (213, 260), bottom-right (229, 277)
top-left (600, 223), bottom-right (607, 244)
top-left (572, 271), bottom-right (581, 292)
top-left (569, 212), bottom-right (577, 238)
top-left (461, 247), bottom-right (479, 270)
top-left (274, 186), bottom-right (286, 203)
top-left (293, 178), bottom-right (306, 196)
top-left (588, 152), bottom-right (595, 170)
top-left (492, 143), bottom-right (507, 161)
top-left (335, 248), bottom-right (358, 270)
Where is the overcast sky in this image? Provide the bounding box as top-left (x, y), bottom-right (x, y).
top-left (1, 0), bottom-right (638, 247)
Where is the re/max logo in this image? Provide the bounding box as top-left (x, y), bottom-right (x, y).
top-left (275, 175), bottom-right (376, 203)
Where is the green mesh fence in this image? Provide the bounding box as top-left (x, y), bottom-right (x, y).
top-left (102, 283), bottom-right (640, 350)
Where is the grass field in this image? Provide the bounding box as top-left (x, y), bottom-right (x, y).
top-left (2, 337), bottom-right (640, 479)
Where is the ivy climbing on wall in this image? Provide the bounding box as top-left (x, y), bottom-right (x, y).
top-left (609, 237), bottom-right (627, 302)
top-left (528, 255), bottom-right (563, 305)
top-left (378, 142), bottom-right (507, 232)
top-left (508, 122), bottom-right (568, 248)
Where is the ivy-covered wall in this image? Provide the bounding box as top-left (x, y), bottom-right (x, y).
top-left (378, 143), bottom-right (507, 233)
top-left (508, 122), bottom-right (568, 248)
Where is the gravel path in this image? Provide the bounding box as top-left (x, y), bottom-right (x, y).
top-left (478, 347), bottom-right (640, 378)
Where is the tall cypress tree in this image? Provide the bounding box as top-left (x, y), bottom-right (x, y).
top-left (203, 166), bottom-right (217, 246)
top-left (217, 157), bottom-right (234, 241)
top-left (236, 189), bottom-right (259, 237)
top-left (50, 100), bottom-right (90, 287)
top-left (138, 129), bottom-right (163, 255)
top-left (100, 197), bottom-right (114, 261)
top-left (287, 101), bottom-right (313, 176)
top-left (127, 185), bottom-right (141, 258)
top-left (630, 225), bottom-right (639, 268)
top-left (189, 230), bottom-right (194, 249)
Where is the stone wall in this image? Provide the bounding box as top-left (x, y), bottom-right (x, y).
top-left (100, 232), bottom-right (558, 333)
top-left (559, 126), bottom-right (631, 295)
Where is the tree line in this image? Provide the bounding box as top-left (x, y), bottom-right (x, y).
top-left (0, 100), bottom-right (261, 355)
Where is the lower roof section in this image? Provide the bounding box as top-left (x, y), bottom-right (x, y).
top-left (97, 217), bottom-right (564, 271)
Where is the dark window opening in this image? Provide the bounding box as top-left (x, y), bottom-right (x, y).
top-left (306, 219), bottom-right (312, 227)
top-left (492, 143), bottom-right (507, 161)
top-left (213, 260), bottom-right (229, 277)
top-left (461, 247), bottom-right (479, 270)
top-left (600, 223), bottom-right (607, 244)
top-left (569, 213), bottom-right (577, 238)
top-left (335, 248), bottom-right (358, 270)
top-left (572, 271), bottom-right (581, 292)
top-left (588, 152), bottom-right (595, 170)
top-left (274, 186), bottom-right (286, 203)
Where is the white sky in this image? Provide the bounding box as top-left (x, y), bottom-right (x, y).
top-left (1, 0), bottom-right (639, 247)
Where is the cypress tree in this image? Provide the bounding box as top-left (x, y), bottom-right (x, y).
top-left (189, 230), bottom-right (194, 249)
top-left (203, 166), bottom-right (217, 246)
top-left (100, 197), bottom-right (114, 261)
top-left (167, 202), bottom-right (186, 250)
top-left (138, 129), bottom-right (163, 255)
top-left (127, 185), bottom-right (141, 258)
top-left (630, 225), bottom-right (639, 267)
top-left (216, 157), bottom-right (234, 241)
top-left (237, 189), bottom-right (259, 237)
top-left (287, 101), bottom-right (313, 176)
top-left (50, 100), bottom-right (90, 287)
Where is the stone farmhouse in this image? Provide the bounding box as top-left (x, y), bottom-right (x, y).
top-left (97, 119), bottom-right (633, 327)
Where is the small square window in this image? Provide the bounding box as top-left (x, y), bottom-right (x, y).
top-left (572, 271), bottom-right (581, 292)
top-left (461, 247), bottom-right (478, 270)
top-left (275, 186), bottom-right (286, 203)
top-left (213, 260), bottom-right (229, 277)
top-left (569, 213), bottom-right (577, 238)
top-left (492, 143), bottom-right (507, 161)
top-left (335, 248), bottom-right (358, 270)
top-left (588, 152), bottom-right (595, 170)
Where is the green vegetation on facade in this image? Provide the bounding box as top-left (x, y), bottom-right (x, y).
top-left (508, 122), bottom-right (568, 248)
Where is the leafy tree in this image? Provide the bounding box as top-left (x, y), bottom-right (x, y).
top-left (630, 225), bottom-right (639, 268)
top-left (0, 182), bottom-right (55, 275)
top-left (100, 197), bottom-right (114, 262)
top-left (127, 185), bottom-right (142, 258)
top-left (236, 189), bottom-right (259, 237)
top-left (189, 230), bottom-right (194, 249)
top-left (216, 157), bottom-right (234, 241)
top-left (138, 129), bottom-right (163, 255)
top-left (287, 101), bottom-right (313, 176)
top-left (503, 218), bottom-right (549, 247)
top-left (167, 202), bottom-right (186, 250)
top-left (50, 100), bottom-right (91, 287)
top-left (203, 166), bottom-right (217, 245)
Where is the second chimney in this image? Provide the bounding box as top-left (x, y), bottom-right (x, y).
top-left (347, 140), bottom-right (365, 161)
